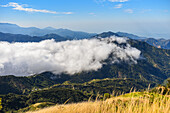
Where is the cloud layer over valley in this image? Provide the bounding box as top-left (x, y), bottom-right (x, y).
top-left (0, 36), bottom-right (141, 76)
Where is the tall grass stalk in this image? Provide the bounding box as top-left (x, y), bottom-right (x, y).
top-left (28, 89), bottom-right (169, 113)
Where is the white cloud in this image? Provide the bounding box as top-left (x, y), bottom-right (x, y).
top-left (95, 0), bottom-right (128, 3)
top-left (89, 13), bottom-right (96, 16)
top-left (164, 10), bottom-right (168, 13)
top-left (0, 36), bottom-right (141, 76)
top-left (1, 2), bottom-right (73, 15)
top-left (108, 0), bottom-right (128, 2)
top-left (89, 13), bottom-right (95, 15)
top-left (124, 9), bottom-right (133, 13)
top-left (63, 12), bottom-right (73, 14)
top-left (94, 0), bottom-right (106, 4)
top-left (141, 9), bottom-right (152, 13)
top-left (114, 4), bottom-right (123, 8)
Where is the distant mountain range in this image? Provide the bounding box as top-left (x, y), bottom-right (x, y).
top-left (0, 32), bottom-right (69, 42)
top-left (116, 32), bottom-right (170, 49)
top-left (116, 32), bottom-right (147, 39)
top-left (139, 38), bottom-right (170, 49)
top-left (0, 23), bottom-right (169, 49)
top-left (0, 23), bottom-right (96, 39)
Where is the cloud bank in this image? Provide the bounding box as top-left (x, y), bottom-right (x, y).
top-left (1, 2), bottom-right (73, 15)
top-left (0, 36), bottom-right (141, 76)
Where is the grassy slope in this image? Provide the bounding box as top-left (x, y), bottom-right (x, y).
top-left (27, 91), bottom-right (170, 113)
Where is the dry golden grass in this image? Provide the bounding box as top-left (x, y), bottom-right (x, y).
top-left (27, 92), bottom-right (170, 113)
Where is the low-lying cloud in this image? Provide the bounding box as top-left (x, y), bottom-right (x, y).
top-left (0, 36), bottom-right (141, 76)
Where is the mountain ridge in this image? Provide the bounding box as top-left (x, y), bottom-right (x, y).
top-left (139, 38), bottom-right (170, 49)
top-left (0, 23), bottom-right (169, 49)
top-left (0, 32), bottom-right (69, 42)
top-left (116, 32), bottom-right (170, 49)
top-left (0, 23), bottom-right (96, 39)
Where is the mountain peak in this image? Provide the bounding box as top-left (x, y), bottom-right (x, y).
top-left (43, 27), bottom-right (56, 30)
top-left (0, 23), bottom-right (19, 27)
top-left (93, 31), bottom-right (120, 38)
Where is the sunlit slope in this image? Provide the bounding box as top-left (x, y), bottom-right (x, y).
top-left (27, 92), bottom-right (170, 113)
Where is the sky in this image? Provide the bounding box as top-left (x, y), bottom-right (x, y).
top-left (0, 0), bottom-right (170, 39)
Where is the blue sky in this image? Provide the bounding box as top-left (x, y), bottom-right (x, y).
top-left (0, 0), bottom-right (170, 38)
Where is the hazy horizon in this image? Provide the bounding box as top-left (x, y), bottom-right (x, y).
top-left (0, 0), bottom-right (170, 39)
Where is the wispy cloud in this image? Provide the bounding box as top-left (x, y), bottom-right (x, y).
top-left (163, 10), bottom-right (168, 13)
top-left (89, 13), bottom-right (95, 15)
top-left (89, 12), bottom-right (96, 16)
top-left (141, 9), bottom-right (152, 13)
top-left (108, 0), bottom-right (128, 2)
top-left (95, 0), bottom-right (128, 3)
top-left (114, 4), bottom-right (123, 8)
top-left (94, 0), bottom-right (106, 3)
top-left (124, 9), bottom-right (133, 13)
top-left (1, 2), bottom-right (73, 15)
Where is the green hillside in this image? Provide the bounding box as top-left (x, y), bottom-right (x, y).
top-left (0, 78), bottom-right (155, 113)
